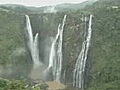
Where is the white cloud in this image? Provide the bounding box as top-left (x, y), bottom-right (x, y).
top-left (0, 0), bottom-right (88, 7)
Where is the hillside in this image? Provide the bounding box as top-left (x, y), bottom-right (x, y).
top-left (0, 0), bottom-right (120, 90)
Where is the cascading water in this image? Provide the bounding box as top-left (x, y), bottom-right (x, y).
top-left (46, 15), bottom-right (67, 82)
top-left (25, 15), bottom-right (41, 66)
top-left (33, 33), bottom-right (40, 65)
top-left (47, 24), bottom-right (60, 69)
top-left (73, 15), bottom-right (93, 89)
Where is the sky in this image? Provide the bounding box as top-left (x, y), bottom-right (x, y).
top-left (0, 0), bottom-right (89, 7)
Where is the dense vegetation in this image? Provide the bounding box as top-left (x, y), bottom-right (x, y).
top-left (0, 10), bottom-right (32, 79)
top-left (0, 0), bottom-right (120, 90)
top-left (84, 0), bottom-right (120, 90)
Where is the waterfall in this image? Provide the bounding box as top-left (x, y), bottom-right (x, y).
top-left (48, 24), bottom-right (60, 69)
top-left (25, 15), bottom-right (41, 66)
top-left (73, 15), bottom-right (93, 89)
top-left (47, 15), bottom-right (67, 82)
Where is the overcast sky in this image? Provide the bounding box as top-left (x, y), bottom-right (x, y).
top-left (0, 0), bottom-right (89, 7)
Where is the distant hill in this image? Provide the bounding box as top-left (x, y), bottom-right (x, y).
top-left (56, 0), bottom-right (97, 10)
top-left (0, 0), bottom-right (97, 14)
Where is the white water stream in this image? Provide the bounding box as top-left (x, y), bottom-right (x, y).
top-left (73, 15), bottom-right (93, 89)
top-left (26, 15), bottom-right (41, 66)
top-left (47, 15), bottom-right (67, 82)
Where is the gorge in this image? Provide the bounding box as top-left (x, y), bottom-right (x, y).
top-left (0, 0), bottom-right (120, 90)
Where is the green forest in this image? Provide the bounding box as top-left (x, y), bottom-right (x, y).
top-left (0, 0), bottom-right (120, 90)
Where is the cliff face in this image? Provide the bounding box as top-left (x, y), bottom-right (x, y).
top-left (0, 11), bottom-right (84, 81)
top-left (27, 13), bottom-right (83, 82)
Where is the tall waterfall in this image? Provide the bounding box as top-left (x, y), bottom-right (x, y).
top-left (73, 15), bottom-right (93, 89)
top-left (25, 15), bottom-right (41, 66)
top-left (47, 15), bottom-right (67, 82)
